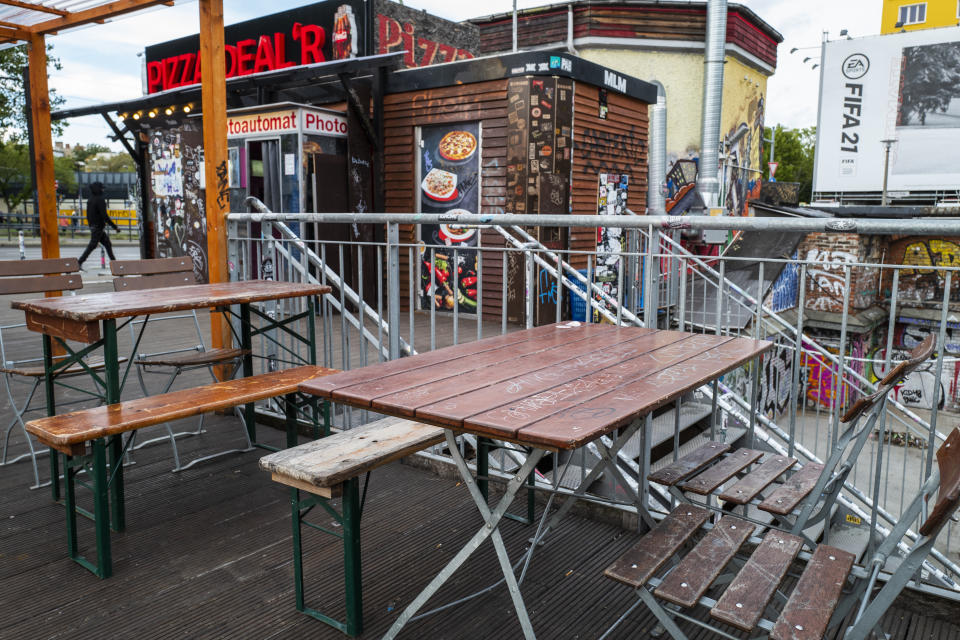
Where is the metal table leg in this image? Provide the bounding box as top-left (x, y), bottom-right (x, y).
top-left (383, 430), bottom-right (546, 640)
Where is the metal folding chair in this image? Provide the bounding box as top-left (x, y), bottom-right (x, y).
top-left (600, 333), bottom-right (960, 640)
top-left (111, 257), bottom-right (249, 470)
top-left (0, 258), bottom-right (96, 488)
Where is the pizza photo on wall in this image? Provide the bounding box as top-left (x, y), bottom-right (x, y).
top-left (437, 129), bottom-right (478, 163)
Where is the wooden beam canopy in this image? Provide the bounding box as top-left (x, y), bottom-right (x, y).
top-left (0, 0), bottom-right (67, 17)
top-left (30, 0), bottom-right (174, 35)
top-left (26, 32), bottom-right (58, 263)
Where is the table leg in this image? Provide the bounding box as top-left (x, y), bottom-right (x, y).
top-left (383, 431), bottom-right (545, 640)
top-left (240, 303), bottom-right (256, 443)
top-left (102, 319), bottom-right (125, 533)
top-left (42, 334), bottom-right (60, 501)
top-left (307, 295), bottom-right (317, 366)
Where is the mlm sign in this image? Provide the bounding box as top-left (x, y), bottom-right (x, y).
top-left (814, 26), bottom-right (960, 195)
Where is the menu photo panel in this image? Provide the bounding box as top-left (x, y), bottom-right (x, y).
top-left (418, 121), bottom-right (481, 313)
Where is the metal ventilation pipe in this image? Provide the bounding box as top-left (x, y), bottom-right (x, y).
top-left (647, 80), bottom-right (667, 215)
top-left (697, 0), bottom-right (728, 209)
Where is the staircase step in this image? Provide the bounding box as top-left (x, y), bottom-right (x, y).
top-left (619, 401), bottom-right (714, 460)
top-left (650, 426), bottom-right (748, 476)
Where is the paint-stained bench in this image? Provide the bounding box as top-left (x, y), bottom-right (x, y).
top-left (25, 364), bottom-right (339, 578)
top-left (260, 416), bottom-right (446, 636)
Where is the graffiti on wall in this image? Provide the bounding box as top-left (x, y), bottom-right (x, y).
top-left (801, 333), bottom-right (869, 410)
top-left (722, 94), bottom-right (765, 216)
top-left (864, 324), bottom-right (960, 411)
top-left (767, 251), bottom-right (800, 312)
top-left (888, 237), bottom-right (960, 305)
top-left (804, 248), bottom-right (857, 312)
top-left (723, 336), bottom-right (794, 419)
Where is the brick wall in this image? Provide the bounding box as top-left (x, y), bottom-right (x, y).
top-left (798, 232), bottom-right (881, 314)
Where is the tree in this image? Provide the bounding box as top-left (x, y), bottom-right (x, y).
top-left (764, 125), bottom-right (816, 203)
top-left (0, 45), bottom-right (66, 142)
top-left (0, 141), bottom-right (77, 212)
top-left (83, 150), bottom-right (137, 173)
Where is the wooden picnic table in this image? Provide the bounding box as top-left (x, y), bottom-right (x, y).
top-left (298, 321), bottom-right (773, 639)
top-left (12, 279), bottom-right (329, 522)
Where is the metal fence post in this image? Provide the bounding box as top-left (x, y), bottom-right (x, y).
top-left (387, 222), bottom-right (401, 360)
top-left (524, 242), bottom-right (535, 329)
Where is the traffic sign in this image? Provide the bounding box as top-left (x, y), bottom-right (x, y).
top-left (768, 161), bottom-right (779, 177)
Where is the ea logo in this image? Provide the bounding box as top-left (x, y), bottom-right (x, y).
top-left (842, 54), bottom-right (870, 79)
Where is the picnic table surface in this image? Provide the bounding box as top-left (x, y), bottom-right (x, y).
top-left (301, 322), bottom-right (773, 450)
top-left (12, 280), bottom-right (329, 322)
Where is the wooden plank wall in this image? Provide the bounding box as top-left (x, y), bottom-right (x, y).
top-left (383, 79), bottom-right (510, 320)
top-left (474, 5), bottom-right (778, 69)
top-left (569, 83), bottom-right (649, 269)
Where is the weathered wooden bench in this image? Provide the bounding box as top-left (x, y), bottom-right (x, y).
top-left (260, 416), bottom-right (446, 636)
top-left (26, 364), bottom-right (339, 578)
top-left (602, 425), bottom-right (960, 640)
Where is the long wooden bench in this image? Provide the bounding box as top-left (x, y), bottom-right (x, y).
top-left (260, 416), bottom-right (446, 637)
top-left (25, 364), bottom-right (339, 578)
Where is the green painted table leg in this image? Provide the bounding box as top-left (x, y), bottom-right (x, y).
top-left (42, 335), bottom-right (60, 501)
top-left (292, 488), bottom-right (306, 612)
top-left (241, 303), bottom-right (256, 442)
top-left (92, 439), bottom-right (112, 578)
top-left (63, 453), bottom-right (78, 559)
top-left (102, 319), bottom-right (124, 533)
top-left (307, 296), bottom-right (317, 366)
top-left (343, 476), bottom-right (363, 637)
top-left (285, 393), bottom-right (299, 449)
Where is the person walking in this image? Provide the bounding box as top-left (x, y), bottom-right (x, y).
top-left (77, 181), bottom-right (118, 270)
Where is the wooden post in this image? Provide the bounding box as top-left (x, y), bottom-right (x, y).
top-left (27, 33), bottom-right (59, 263)
top-left (199, 0), bottom-right (230, 378)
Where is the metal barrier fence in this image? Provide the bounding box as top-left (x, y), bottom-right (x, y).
top-left (0, 212), bottom-right (140, 241)
top-left (227, 208), bottom-right (960, 594)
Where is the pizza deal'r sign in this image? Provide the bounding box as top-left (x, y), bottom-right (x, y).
top-left (144, 1), bottom-right (366, 94)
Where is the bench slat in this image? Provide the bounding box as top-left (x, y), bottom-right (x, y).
top-left (648, 441), bottom-right (730, 487)
top-left (654, 515), bottom-right (752, 608)
top-left (680, 449), bottom-right (764, 495)
top-left (110, 257), bottom-right (192, 276)
top-left (604, 504), bottom-right (710, 588)
top-left (0, 258), bottom-right (78, 276)
top-left (260, 416), bottom-right (446, 491)
top-left (758, 462), bottom-right (825, 516)
top-left (718, 455), bottom-right (797, 505)
top-left (770, 544), bottom-right (855, 640)
top-left (26, 365), bottom-right (339, 454)
top-left (710, 530), bottom-right (803, 632)
top-left (920, 427), bottom-right (960, 536)
top-left (135, 347), bottom-right (249, 368)
top-left (0, 274), bottom-right (83, 295)
top-left (113, 272), bottom-right (196, 291)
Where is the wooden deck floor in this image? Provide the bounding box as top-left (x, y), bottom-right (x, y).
top-left (2, 284), bottom-right (959, 639)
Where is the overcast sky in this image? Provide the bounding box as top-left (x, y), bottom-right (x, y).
top-left (47, 0), bottom-right (877, 149)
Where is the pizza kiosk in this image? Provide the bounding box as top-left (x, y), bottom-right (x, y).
top-left (381, 51), bottom-right (656, 324)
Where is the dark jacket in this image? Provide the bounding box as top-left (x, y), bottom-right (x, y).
top-left (85, 182), bottom-right (117, 230)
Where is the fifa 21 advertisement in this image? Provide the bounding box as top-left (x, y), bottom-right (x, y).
top-left (814, 26), bottom-right (960, 195)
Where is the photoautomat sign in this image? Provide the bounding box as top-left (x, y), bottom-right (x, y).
top-left (814, 26), bottom-right (960, 195)
top-left (225, 108), bottom-right (347, 138)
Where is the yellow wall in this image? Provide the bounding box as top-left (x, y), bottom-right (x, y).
top-left (579, 48), bottom-right (769, 215)
top-left (881, 0), bottom-right (959, 33)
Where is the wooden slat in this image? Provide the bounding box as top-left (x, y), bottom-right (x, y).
top-left (463, 333), bottom-right (719, 440)
top-left (0, 258), bottom-right (77, 276)
top-left (919, 426), bottom-right (960, 536)
top-left (114, 271), bottom-right (197, 291)
top-left (680, 449), bottom-right (765, 495)
top-left (335, 324), bottom-right (631, 409)
top-left (0, 356), bottom-right (125, 378)
top-left (718, 455), bottom-right (797, 504)
top-left (411, 330), bottom-right (690, 427)
top-left (110, 257), bottom-right (193, 276)
top-left (648, 441), bottom-right (731, 486)
top-left (26, 365), bottom-right (339, 454)
top-left (12, 280), bottom-right (328, 322)
top-left (603, 505), bottom-right (710, 588)
top-left (759, 463), bottom-right (826, 516)
top-left (367, 327), bottom-right (659, 416)
top-left (513, 337), bottom-right (772, 449)
top-left (0, 273), bottom-right (82, 295)
top-left (710, 531), bottom-right (804, 632)
top-left (302, 322), bottom-right (589, 398)
top-left (770, 545), bottom-right (855, 640)
top-left (27, 32), bottom-right (59, 263)
top-left (135, 347), bottom-right (248, 368)
top-left (259, 416), bottom-right (445, 489)
top-left (654, 515), bottom-right (752, 608)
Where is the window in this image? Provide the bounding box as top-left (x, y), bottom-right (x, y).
top-left (898, 3), bottom-right (926, 25)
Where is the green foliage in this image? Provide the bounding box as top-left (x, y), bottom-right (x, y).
top-left (83, 150), bottom-right (137, 173)
top-left (0, 141), bottom-right (81, 211)
top-left (71, 143), bottom-right (110, 164)
top-left (0, 45), bottom-right (66, 142)
top-left (763, 125), bottom-right (816, 203)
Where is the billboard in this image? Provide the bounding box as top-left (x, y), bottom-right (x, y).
top-left (813, 26), bottom-right (960, 195)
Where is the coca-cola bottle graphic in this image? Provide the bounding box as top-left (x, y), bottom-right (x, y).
top-left (332, 5), bottom-right (358, 60)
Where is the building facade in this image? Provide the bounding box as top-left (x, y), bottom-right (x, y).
top-left (880, 0), bottom-right (960, 34)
